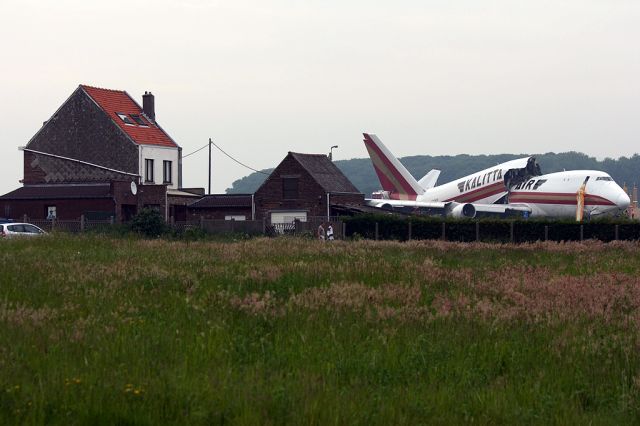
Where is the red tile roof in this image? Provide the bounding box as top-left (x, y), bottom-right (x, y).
top-left (81, 85), bottom-right (178, 148)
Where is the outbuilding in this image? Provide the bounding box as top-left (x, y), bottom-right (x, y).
top-left (253, 152), bottom-right (364, 223)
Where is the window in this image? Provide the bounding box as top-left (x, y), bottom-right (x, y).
top-left (596, 177), bottom-right (613, 182)
top-left (116, 112), bottom-right (134, 125)
top-left (46, 206), bottom-right (56, 219)
top-left (23, 224), bottom-right (43, 234)
top-left (282, 177), bottom-right (299, 199)
top-left (145, 159), bottom-right (154, 182)
top-left (163, 160), bottom-right (172, 184)
top-left (225, 215), bottom-right (246, 221)
top-left (130, 114), bottom-right (148, 126)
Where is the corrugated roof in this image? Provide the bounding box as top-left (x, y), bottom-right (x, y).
top-left (189, 194), bottom-right (253, 208)
top-left (289, 152), bottom-right (360, 193)
top-left (81, 85), bottom-right (178, 148)
top-left (0, 184), bottom-right (112, 200)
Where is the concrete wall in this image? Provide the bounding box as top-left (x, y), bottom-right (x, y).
top-left (138, 145), bottom-right (180, 189)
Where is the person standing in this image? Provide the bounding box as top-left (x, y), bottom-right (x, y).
top-left (326, 223), bottom-right (334, 241)
top-left (317, 223), bottom-right (325, 241)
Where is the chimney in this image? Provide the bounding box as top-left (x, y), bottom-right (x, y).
top-left (142, 91), bottom-right (155, 121)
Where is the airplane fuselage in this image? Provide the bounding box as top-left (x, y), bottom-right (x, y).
top-left (407, 169), bottom-right (627, 218)
top-left (509, 170), bottom-right (628, 218)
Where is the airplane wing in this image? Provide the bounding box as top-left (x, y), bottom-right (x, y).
top-left (365, 199), bottom-right (475, 218)
top-left (366, 199), bottom-right (448, 210)
top-left (366, 199), bottom-right (532, 218)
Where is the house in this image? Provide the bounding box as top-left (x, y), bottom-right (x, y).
top-left (253, 152), bottom-right (364, 223)
top-left (0, 85), bottom-right (199, 222)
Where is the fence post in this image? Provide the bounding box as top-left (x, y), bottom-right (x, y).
top-left (441, 222), bottom-right (446, 241)
top-left (51, 218), bottom-right (56, 231)
top-left (375, 222), bottom-right (379, 241)
top-left (80, 215), bottom-right (85, 232)
top-left (23, 214), bottom-right (27, 223)
top-left (510, 221), bottom-right (514, 243)
top-left (544, 225), bottom-right (549, 241)
top-left (615, 224), bottom-right (619, 241)
top-left (170, 216), bottom-right (175, 227)
top-left (110, 216), bottom-right (115, 225)
top-left (408, 220), bottom-right (412, 241)
top-left (342, 222), bottom-right (346, 240)
top-left (580, 224), bottom-right (584, 242)
top-left (262, 217), bottom-right (266, 234)
top-left (475, 221), bottom-right (480, 242)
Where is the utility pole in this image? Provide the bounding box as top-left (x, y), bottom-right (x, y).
top-left (208, 138), bottom-right (212, 194)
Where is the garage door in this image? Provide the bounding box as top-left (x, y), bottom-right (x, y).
top-left (270, 211), bottom-right (307, 224)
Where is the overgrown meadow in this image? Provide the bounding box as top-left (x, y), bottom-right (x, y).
top-left (2, 235), bottom-right (640, 424)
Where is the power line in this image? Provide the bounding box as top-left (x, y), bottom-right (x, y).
top-left (183, 139), bottom-right (270, 175)
top-left (182, 143), bottom-right (209, 158)
top-left (211, 140), bottom-right (270, 175)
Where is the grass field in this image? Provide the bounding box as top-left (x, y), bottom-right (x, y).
top-left (2, 235), bottom-right (640, 424)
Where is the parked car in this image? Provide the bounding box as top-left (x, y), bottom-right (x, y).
top-left (0, 223), bottom-right (47, 238)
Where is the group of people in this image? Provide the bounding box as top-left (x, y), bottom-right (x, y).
top-left (317, 222), bottom-right (334, 241)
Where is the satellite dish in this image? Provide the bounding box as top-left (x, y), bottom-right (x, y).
top-left (131, 181), bottom-right (138, 195)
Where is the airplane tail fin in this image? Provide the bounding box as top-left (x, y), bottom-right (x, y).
top-left (363, 133), bottom-right (424, 199)
top-left (418, 169), bottom-right (440, 190)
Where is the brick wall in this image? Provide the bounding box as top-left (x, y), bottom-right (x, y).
top-left (0, 181), bottom-right (170, 222)
top-left (23, 151), bottom-right (136, 185)
top-left (0, 198), bottom-right (115, 221)
top-left (25, 88), bottom-right (139, 183)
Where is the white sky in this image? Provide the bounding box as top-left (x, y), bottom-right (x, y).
top-left (1, 0), bottom-right (639, 195)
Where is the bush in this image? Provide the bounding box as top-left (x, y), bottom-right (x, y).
top-left (130, 208), bottom-right (168, 238)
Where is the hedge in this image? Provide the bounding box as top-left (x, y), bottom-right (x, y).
top-left (341, 214), bottom-right (640, 243)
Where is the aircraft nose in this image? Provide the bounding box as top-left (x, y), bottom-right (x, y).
top-left (616, 191), bottom-right (631, 210)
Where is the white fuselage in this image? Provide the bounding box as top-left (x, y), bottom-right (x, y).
top-left (413, 158), bottom-right (526, 204)
top-left (414, 168), bottom-right (628, 218)
top-left (508, 170), bottom-right (628, 218)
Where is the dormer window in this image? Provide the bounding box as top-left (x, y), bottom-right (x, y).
top-left (130, 114), bottom-right (148, 127)
top-left (116, 112), bottom-right (134, 125)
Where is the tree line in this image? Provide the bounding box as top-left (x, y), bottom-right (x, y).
top-left (227, 152), bottom-right (640, 197)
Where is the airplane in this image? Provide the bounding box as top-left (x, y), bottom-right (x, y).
top-left (363, 133), bottom-right (630, 220)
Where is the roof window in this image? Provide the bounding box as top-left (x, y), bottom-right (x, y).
top-left (116, 112), bottom-right (134, 125)
top-left (130, 114), bottom-right (148, 127)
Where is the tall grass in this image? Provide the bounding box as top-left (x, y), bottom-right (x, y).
top-left (1, 235), bottom-right (640, 424)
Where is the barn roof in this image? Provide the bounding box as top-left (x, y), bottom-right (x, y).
top-left (289, 152), bottom-right (360, 193)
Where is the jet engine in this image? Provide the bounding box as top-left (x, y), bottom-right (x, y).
top-left (449, 203), bottom-right (476, 218)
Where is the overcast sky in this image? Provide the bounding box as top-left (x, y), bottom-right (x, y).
top-left (1, 0), bottom-right (639, 195)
